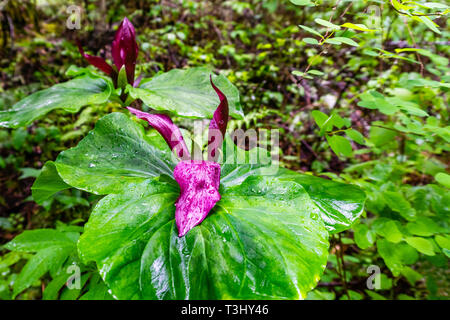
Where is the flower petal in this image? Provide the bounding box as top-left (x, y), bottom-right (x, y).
top-left (111, 17), bottom-right (138, 85)
top-left (127, 107), bottom-right (190, 159)
top-left (133, 74), bottom-right (143, 88)
top-left (208, 76), bottom-right (229, 161)
top-left (174, 160), bottom-right (221, 237)
top-left (77, 41), bottom-right (114, 76)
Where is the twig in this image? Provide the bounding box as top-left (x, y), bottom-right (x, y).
top-left (301, 140), bottom-right (320, 159)
top-left (403, 17), bottom-right (424, 76)
top-left (338, 233), bottom-right (350, 299)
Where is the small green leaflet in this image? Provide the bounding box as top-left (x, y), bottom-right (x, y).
top-left (290, 0), bottom-right (315, 6)
top-left (31, 161), bottom-right (71, 204)
top-left (299, 25), bottom-right (323, 38)
top-left (326, 135), bottom-right (353, 157)
top-left (292, 71), bottom-right (313, 79)
top-left (325, 37), bottom-right (359, 47)
top-left (315, 18), bottom-right (341, 30)
top-left (435, 172), bottom-right (450, 188)
top-left (303, 37), bottom-right (320, 45)
top-left (341, 23), bottom-right (376, 32)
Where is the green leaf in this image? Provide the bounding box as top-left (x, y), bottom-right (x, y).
top-left (406, 217), bottom-right (441, 237)
top-left (345, 129), bottom-right (365, 145)
top-left (383, 191), bottom-right (416, 221)
top-left (78, 177), bottom-right (329, 299)
top-left (117, 65), bottom-right (128, 90)
top-left (331, 37), bottom-right (359, 47)
top-left (303, 37), bottom-right (320, 45)
top-left (298, 25), bottom-right (323, 38)
top-left (314, 18), bottom-right (341, 30)
top-left (220, 137), bottom-right (365, 234)
top-left (414, 16), bottom-right (441, 34)
top-left (376, 240), bottom-right (402, 276)
top-left (435, 172), bottom-right (450, 188)
top-left (290, 0), bottom-right (315, 6)
top-left (405, 237), bottom-right (435, 256)
top-left (59, 273), bottom-right (90, 300)
top-left (127, 67), bottom-right (244, 119)
top-left (372, 219), bottom-right (403, 243)
top-left (392, 0), bottom-right (416, 10)
top-left (277, 170), bottom-right (366, 234)
top-left (0, 75), bottom-right (113, 128)
top-left (5, 229), bottom-right (76, 252)
top-left (400, 266), bottom-right (423, 285)
top-left (365, 290), bottom-right (387, 300)
top-left (403, 78), bottom-right (450, 89)
top-left (292, 71), bottom-right (313, 79)
top-left (306, 289), bottom-right (335, 300)
top-left (435, 235), bottom-right (450, 251)
top-left (341, 23), bottom-right (376, 32)
top-left (369, 126), bottom-right (397, 147)
top-left (377, 240), bottom-right (420, 276)
top-left (421, 2), bottom-right (448, 9)
top-left (31, 162), bottom-right (71, 204)
top-left (79, 277), bottom-right (115, 300)
top-left (327, 135), bottom-right (353, 157)
top-left (353, 223), bottom-right (376, 249)
top-left (324, 38), bottom-right (343, 45)
top-left (339, 290), bottom-right (362, 300)
top-left (43, 272), bottom-right (71, 300)
top-left (317, 114), bottom-right (347, 136)
top-left (311, 110), bottom-right (329, 129)
top-left (387, 97), bottom-right (429, 117)
top-left (307, 69), bottom-right (324, 76)
top-left (358, 99), bottom-right (398, 115)
top-left (379, 273), bottom-right (393, 290)
top-left (54, 112), bottom-right (175, 195)
top-left (19, 168), bottom-right (41, 179)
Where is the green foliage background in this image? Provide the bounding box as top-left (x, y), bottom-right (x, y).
top-left (0, 0), bottom-right (448, 300)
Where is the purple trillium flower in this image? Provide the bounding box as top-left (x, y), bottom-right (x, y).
top-left (127, 77), bottom-right (229, 237)
top-left (78, 17), bottom-right (138, 87)
top-left (111, 18), bottom-right (139, 85)
top-left (173, 160), bottom-right (221, 237)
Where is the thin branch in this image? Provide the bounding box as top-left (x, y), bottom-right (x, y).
top-left (403, 17), bottom-right (424, 76)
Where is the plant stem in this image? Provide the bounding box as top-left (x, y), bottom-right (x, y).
top-left (338, 233), bottom-right (350, 299)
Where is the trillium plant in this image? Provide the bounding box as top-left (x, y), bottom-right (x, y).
top-left (2, 18), bottom-right (365, 300)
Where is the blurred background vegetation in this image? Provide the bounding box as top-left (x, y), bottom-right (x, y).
top-left (0, 0), bottom-right (448, 300)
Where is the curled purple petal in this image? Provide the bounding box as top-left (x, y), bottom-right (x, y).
top-left (77, 41), bottom-right (114, 76)
top-left (127, 107), bottom-right (190, 159)
top-left (111, 17), bottom-right (138, 85)
top-left (208, 76), bottom-right (229, 161)
top-left (133, 74), bottom-right (143, 88)
top-left (174, 160), bottom-right (221, 237)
